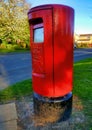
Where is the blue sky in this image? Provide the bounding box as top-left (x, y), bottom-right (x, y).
top-left (27, 0), bottom-right (92, 34)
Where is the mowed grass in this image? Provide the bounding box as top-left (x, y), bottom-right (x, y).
top-left (73, 58), bottom-right (92, 120)
top-left (0, 79), bottom-right (32, 103)
top-left (0, 48), bottom-right (29, 54)
top-left (74, 58), bottom-right (92, 101)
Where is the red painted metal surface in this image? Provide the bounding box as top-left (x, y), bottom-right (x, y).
top-left (28, 4), bottom-right (74, 97)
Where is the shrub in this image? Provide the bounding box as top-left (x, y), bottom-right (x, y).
top-left (26, 43), bottom-right (30, 49)
top-left (0, 39), bottom-right (2, 44)
top-left (13, 44), bottom-right (22, 50)
top-left (20, 42), bottom-right (27, 48)
top-left (6, 38), bottom-right (12, 44)
top-left (16, 39), bottom-right (21, 44)
top-left (77, 43), bottom-right (89, 48)
top-left (6, 44), bottom-right (14, 50)
top-left (0, 43), bottom-right (7, 49)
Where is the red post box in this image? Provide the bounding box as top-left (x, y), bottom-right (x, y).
top-left (28, 4), bottom-right (74, 122)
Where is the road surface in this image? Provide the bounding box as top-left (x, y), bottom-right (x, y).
top-left (74, 48), bottom-right (92, 62)
top-left (0, 52), bottom-right (32, 89)
top-left (0, 49), bottom-right (92, 89)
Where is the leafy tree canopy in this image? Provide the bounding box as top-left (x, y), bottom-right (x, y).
top-left (0, 0), bottom-right (31, 44)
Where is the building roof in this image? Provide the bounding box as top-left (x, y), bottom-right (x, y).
top-left (79, 34), bottom-right (92, 37)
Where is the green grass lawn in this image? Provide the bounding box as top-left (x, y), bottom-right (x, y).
top-left (0, 79), bottom-right (32, 103)
top-left (0, 48), bottom-right (30, 54)
top-left (74, 58), bottom-right (92, 101)
top-left (0, 58), bottom-right (92, 127)
top-left (73, 58), bottom-right (92, 122)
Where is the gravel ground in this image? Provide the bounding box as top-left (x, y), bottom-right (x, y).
top-left (15, 95), bottom-right (91, 130)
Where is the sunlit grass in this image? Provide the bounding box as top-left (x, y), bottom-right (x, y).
top-left (73, 58), bottom-right (92, 121)
top-left (0, 79), bottom-right (32, 103)
top-left (73, 58), bottom-right (92, 100)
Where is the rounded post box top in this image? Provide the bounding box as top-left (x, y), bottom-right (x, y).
top-left (28, 4), bottom-right (74, 14)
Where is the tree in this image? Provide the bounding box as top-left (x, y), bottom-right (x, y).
top-left (0, 0), bottom-right (30, 44)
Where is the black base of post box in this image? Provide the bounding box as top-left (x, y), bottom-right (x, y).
top-left (33, 92), bottom-right (72, 124)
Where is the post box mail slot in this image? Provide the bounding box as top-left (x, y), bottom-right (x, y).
top-left (28, 4), bottom-right (74, 98)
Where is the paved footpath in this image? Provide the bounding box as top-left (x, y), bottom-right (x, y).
top-left (0, 103), bottom-right (17, 130)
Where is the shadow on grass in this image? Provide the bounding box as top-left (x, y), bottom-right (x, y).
top-left (0, 79), bottom-right (32, 103)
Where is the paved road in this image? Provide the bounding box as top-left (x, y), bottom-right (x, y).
top-left (0, 49), bottom-right (92, 89)
top-left (74, 48), bottom-right (92, 62)
top-left (0, 52), bottom-right (32, 89)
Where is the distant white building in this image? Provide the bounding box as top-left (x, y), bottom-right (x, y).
top-left (75, 34), bottom-right (92, 44)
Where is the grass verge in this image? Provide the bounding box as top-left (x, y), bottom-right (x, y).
top-left (0, 79), bottom-right (32, 103)
top-left (73, 58), bottom-right (92, 124)
top-left (0, 48), bottom-right (30, 54)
